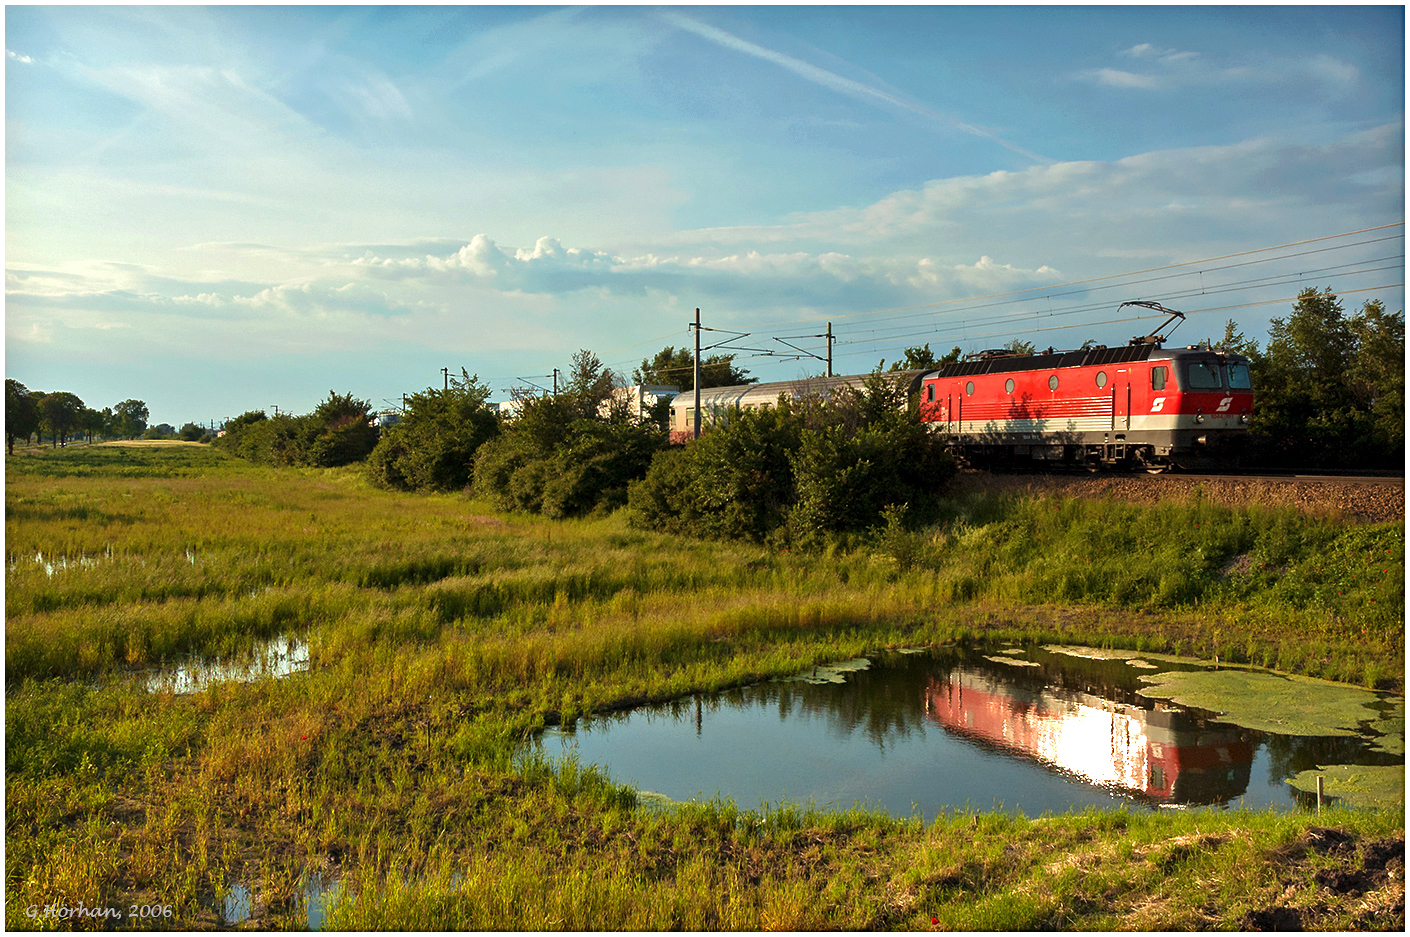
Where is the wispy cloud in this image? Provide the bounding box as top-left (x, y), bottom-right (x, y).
top-left (7, 49), bottom-right (34, 64)
top-left (659, 11), bottom-right (1052, 165)
top-left (1083, 43), bottom-right (1359, 95)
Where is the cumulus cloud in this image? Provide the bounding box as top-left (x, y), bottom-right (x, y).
top-left (7, 123), bottom-right (1399, 350)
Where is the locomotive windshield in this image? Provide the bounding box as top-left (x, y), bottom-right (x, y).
top-left (1227, 362), bottom-right (1252, 390)
top-left (1185, 360), bottom-right (1223, 389)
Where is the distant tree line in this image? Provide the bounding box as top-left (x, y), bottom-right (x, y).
top-left (2, 383), bottom-right (192, 453)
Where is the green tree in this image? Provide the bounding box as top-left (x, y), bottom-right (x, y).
top-left (1216, 320), bottom-right (1260, 357)
top-left (38, 391), bottom-right (84, 447)
top-left (633, 346), bottom-right (756, 392)
top-left (80, 407), bottom-right (107, 443)
top-left (113, 399), bottom-right (149, 439)
top-left (179, 422), bottom-right (205, 442)
top-left (1250, 287), bottom-right (1402, 468)
top-left (884, 344), bottom-right (958, 371)
top-left (6, 380), bottom-right (41, 454)
top-left (1348, 299), bottom-right (1405, 459)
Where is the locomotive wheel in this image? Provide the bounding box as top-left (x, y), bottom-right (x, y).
top-left (1143, 462), bottom-right (1172, 475)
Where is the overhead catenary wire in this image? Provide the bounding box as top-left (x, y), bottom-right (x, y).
top-left (467, 223), bottom-right (1402, 392)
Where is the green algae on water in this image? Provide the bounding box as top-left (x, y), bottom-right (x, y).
top-left (1367, 698), bottom-right (1405, 756)
top-left (1135, 669), bottom-right (1382, 737)
top-left (779, 658), bottom-right (870, 685)
top-left (984, 655), bottom-right (1041, 668)
top-left (1287, 764), bottom-right (1405, 809)
top-left (1043, 645), bottom-right (1216, 668)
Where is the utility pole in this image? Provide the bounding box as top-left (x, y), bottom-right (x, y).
top-left (692, 307), bottom-right (702, 440)
top-left (826, 322), bottom-right (834, 377)
top-left (441, 367), bottom-right (449, 391)
top-left (552, 368), bottom-right (560, 397)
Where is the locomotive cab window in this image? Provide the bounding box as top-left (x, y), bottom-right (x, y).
top-left (1227, 362), bottom-right (1252, 390)
top-left (1186, 361), bottom-right (1222, 389)
top-left (1151, 366), bottom-right (1169, 391)
top-left (926, 385), bottom-right (935, 402)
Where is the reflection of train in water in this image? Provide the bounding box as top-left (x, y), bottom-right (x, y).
top-left (925, 669), bottom-right (1254, 806)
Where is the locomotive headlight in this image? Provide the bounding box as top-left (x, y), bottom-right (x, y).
top-left (1240, 414), bottom-right (1249, 424)
top-left (1195, 413), bottom-right (1205, 424)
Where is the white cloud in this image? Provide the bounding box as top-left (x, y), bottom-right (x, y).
top-left (1088, 68), bottom-right (1163, 90)
top-left (6, 124), bottom-right (1399, 361)
top-left (1086, 44), bottom-right (1357, 96)
top-left (7, 49), bottom-right (34, 64)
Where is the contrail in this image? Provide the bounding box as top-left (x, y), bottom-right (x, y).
top-left (660, 11), bottom-right (1052, 165)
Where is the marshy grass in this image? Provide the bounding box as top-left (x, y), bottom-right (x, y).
top-left (6, 444), bottom-right (1403, 930)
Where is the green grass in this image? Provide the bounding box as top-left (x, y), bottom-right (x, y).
top-left (5, 444), bottom-right (1404, 930)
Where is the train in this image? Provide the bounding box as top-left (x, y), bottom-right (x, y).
top-left (666, 302), bottom-right (1254, 473)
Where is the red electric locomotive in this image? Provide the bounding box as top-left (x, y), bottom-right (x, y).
top-left (919, 303), bottom-right (1254, 473)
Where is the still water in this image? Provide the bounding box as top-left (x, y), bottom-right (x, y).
top-left (537, 645), bottom-right (1403, 819)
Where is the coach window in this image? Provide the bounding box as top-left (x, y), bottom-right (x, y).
top-left (1005, 378), bottom-right (1015, 394)
top-left (1227, 362), bottom-right (1252, 389)
top-left (1095, 371), bottom-right (1108, 388)
top-left (1151, 366), bottom-right (1168, 391)
top-left (1187, 361), bottom-right (1222, 389)
top-left (965, 381), bottom-right (975, 396)
top-left (1048, 375), bottom-right (1059, 391)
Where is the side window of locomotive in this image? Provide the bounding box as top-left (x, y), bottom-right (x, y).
top-left (1151, 366), bottom-right (1168, 391)
top-left (1005, 379), bottom-right (1015, 394)
top-left (1226, 362), bottom-right (1252, 390)
top-left (926, 385), bottom-right (935, 402)
top-left (1186, 361), bottom-right (1222, 389)
top-left (1048, 375), bottom-right (1059, 391)
top-left (1095, 371), bottom-right (1108, 388)
top-left (965, 381), bottom-right (975, 396)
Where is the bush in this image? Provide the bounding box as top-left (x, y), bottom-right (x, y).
top-left (215, 392), bottom-right (377, 468)
top-left (629, 371), bottom-right (957, 547)
top-left (366, 373), bottom-right (499, 492)
top-left (471, 352), bottom-right (666, 519)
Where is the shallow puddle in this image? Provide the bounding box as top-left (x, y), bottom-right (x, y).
top-left (144, 635), bottom-right (309, 695)
top-left (535, 645), bottom-right (1403, 819)
top-left (216, 873), bottom-right (339, 929)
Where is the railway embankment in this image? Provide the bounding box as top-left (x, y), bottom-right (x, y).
top-left (952, 471), bottom-right (1405, 524)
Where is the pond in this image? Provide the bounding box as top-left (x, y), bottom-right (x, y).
top-left (534, 644), bottom-right (1403, 819)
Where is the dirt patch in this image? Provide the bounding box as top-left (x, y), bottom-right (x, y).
top-left (950, 472), bottom-right (1404, 524)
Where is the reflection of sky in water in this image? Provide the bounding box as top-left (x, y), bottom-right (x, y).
top-left (217, 874), bottom-right (339, 930)
top-left (145, 635), bottom-right (308, 695)
top-left (543, 648), bottom-right (1400, 820)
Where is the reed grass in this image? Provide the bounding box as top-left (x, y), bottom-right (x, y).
top-left (6, 444), bottom-right (1403, 930)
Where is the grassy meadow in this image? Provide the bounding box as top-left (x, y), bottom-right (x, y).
top-left (5, 444), bottom-right (1404, 930)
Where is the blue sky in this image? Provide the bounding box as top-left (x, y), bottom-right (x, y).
top-left (5, 4), bottom-right (1404, 425)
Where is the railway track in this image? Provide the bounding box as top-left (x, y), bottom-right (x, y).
top-left (954, 468), bottom-right (1406, 523)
